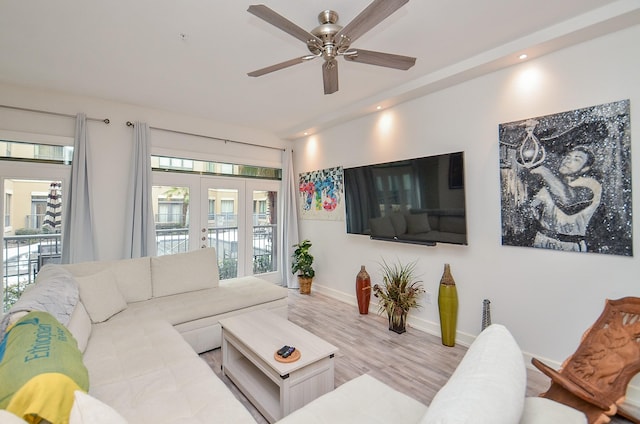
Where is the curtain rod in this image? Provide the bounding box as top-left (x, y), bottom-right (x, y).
top-left (126, 121), bottom-right (284, 152)
top-left (0, 104), bottom-right (110, 124)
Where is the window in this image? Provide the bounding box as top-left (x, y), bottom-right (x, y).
top-left (4, 193), bottom-right (11, 227)
top-left (220, 199), bottom-right (235, 227)
top-left (30, 194), bottom-right (48, 229)
top-left (0, 140), bottom-right (72, 163)
top-left (158, 157), bottom-right (194, 171)
top-left (208, 199), bottom-right (215, 220)
top-left (157, 200), bottom-right (185, 225)
top-left (35, 145), bottom-right (65, 161)
top-left (152, 155), bottom-right (281, 180)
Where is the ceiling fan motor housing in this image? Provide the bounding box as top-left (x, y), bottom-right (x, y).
top-left (308, 10), bottom-right (350, 60)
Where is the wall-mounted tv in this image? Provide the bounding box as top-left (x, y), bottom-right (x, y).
top-left (344, 151), bottom-right (467, 246)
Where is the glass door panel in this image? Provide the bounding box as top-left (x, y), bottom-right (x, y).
top-left (252, 189), bottom-right (277, 275)
top-left (201, 178), bottom-right (244, 279)
top-left (152, 185), bottom-right (190, 256)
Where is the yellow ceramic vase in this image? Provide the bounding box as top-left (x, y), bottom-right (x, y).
top-left (438, 263), bottom-right (459, 347)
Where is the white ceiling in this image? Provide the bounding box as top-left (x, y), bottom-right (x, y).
top-left (1, 0), bottom-right (638, 140)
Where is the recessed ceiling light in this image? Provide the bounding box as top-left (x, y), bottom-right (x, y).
top-left (303, 132), bottom-right (308, 136)
top-left (519, 54), bottom-right (528, 60)
top-left (376, 105), bottom-right (382, 110)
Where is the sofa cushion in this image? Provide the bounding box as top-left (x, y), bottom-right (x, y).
top-left (66, 301), bottom-right (92, 352)
top-left (65, 256), bottom-right (152, 303)
top-left (276, 373), bottom-right (427, 423)
top-left (421, 324), bottom-right (526, 424)
top-left (70, 390), bottom-right (128, 424)
top-left (406, 213), bottom-right (431, 234)
top-left (83, 317), bottom-right (255, 424)
top-left (113, 276), bottom-right (288, 327)
top-left (369, 216), bottom-right (396, 237)
top-left (390, 213), bottom-right (408, 235)
top-left (75, 269), bottom-right (127, 323)
top-left (439, 216), bottom-right (466, 234)
top-left (151, 248), bottom-right (220, 297)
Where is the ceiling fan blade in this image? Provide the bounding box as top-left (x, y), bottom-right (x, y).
top-left (323, 60), bottom-right (339, 95)
top-left (336, 0), bottom-right (409, 44)
top-left (344, 49), bottom-right (416, 70)
top-left (248, 56), bottom-right (310, 77)
top-left (248, 5), bottom-right (322, 45)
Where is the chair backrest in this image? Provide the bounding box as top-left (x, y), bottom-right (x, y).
top-left (561, 297), bottom-right (640, 405)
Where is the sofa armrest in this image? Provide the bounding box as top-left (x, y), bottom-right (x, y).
top-left (275, 374), bottom-right (427, 424)
top-left (519, 397), bottom-right (587, 424)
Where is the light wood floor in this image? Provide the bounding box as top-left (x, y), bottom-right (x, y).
top-left (201, 289), bottom-right (632, 424)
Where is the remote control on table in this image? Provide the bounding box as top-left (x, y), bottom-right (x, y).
top-left (282, 346), bottom-right (296, 358)
top-left (277, 345), bottom-right (290, 356)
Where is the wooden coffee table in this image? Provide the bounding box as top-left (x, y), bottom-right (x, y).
top-left (220, 310), bottom-right (338, 423)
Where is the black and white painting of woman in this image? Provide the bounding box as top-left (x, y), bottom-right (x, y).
top-left (499, 99), bottom-right (632, 256)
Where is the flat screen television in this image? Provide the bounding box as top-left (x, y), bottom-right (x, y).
top-left (344, 151), bottom-right (467, 246)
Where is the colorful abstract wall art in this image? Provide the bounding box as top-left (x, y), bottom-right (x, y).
top-left (499, 99), bottom-right (632, 256)
top-left (298, 166), bottom-right (344, 221)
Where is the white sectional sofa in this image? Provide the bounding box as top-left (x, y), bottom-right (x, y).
top-left (0, 248), bottom-right (288, 424)
top-left (1, 249), bottom-right (587, 424)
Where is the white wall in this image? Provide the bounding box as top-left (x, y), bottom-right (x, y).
top-left (293, 24), bottom-right (640, 372)
top-left (0, 83), bottom-right (288, 260)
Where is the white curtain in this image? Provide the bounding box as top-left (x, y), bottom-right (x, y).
top-left (61, 113), bottom-right (96, 264)
top-left (123, 122), bottom-right (156, 258)
top-left (281, 148), bottom-right (299, 288)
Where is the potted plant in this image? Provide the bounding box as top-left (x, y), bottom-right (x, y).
top-left (291, 239), bottom-right (315, 295)
top-left (372, 258), bottom-right (424, 334)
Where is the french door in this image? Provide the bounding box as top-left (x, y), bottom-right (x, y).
top-left (153, 172), bottom-right (280, 282)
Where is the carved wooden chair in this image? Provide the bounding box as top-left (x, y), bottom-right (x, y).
top-left (532, 297), bottom-right (640, 424)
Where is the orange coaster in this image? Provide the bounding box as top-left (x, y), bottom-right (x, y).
top-left (274, 349), bottom-right (301, 363)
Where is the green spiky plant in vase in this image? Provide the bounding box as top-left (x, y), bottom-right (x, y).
top-left (373, 259), bottom-right (424, 334)
top-left (291, 239), bottom-right (315, 295)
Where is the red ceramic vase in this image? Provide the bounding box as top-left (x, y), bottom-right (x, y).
top-left (356, 265), bottom-right (371, 314)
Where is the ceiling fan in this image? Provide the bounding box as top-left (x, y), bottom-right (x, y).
top-left (247, 0), bottom-right (416, 95)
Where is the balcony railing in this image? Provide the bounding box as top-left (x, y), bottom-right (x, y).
top-left (2, 234), bottom-right (62, 311)
top-left (3, 224), bottom-right (277, 312)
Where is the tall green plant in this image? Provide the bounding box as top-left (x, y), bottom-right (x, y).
top-left (291, 239), bottom-right (315, 279)
top-left (373, 258), bottom-right (424, 328)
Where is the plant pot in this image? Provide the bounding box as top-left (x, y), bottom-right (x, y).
top-left (298, 276), bottom-right (313, 295)
top-left (388, 309), bottom-right (407, 334)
